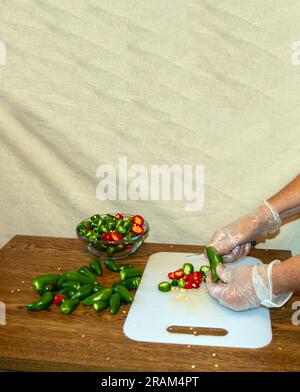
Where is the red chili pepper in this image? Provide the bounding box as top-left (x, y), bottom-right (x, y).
top-left (183, 274), bottom-right (190, 281)
top-left (110, 231), bottom-right (123, 241)
top-left (124, 244), bottom-right (132, 250)
top-left (189, 272), bottom-right (203, 284)
top-left (87, 226), bottom-right (92, 231)
top-left (184, 281), bottom-right (194, 289)
top-left (130, 225), bottom-right (145, 236)
top-left (168, 271), bottom-right (175, 280)
top-left (132, 215), bottom-right (144, 227)
top-left (184, 281), bottom-right (200, 289)
top-left (173, 269), bottom-right (185, 279)
top-left (53, 294), bottom-right (64, 305)
top-left (101, 233), bottom-right (111, 241)
top-left (115, 213), bottom-right (124, 219)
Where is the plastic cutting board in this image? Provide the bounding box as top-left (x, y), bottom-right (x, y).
top-left (123, 252), bottom-right (272, 348)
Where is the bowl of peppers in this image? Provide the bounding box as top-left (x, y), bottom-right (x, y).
top-left (76, 213), bottom-right (149, 260)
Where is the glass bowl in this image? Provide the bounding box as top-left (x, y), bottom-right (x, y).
top-left (76, 213), bottom-right (149, 260)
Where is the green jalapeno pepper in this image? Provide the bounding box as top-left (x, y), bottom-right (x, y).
top-left (110, 292), bottom-right (121, 314)
top-left (107, 245), bottom-right (124, 254)
top-left (120, 267), bottom-right (142, 281)
top-left (182, 263), bottom-right (194, 275)
top-left (116, 225), bottom-right (127, 235)
top-left (71, 284), bottom-right (94, 301)
top-left (123, 219), bottom-right (132, 230)
top-left (119, 264), bottom-right (134, 271)
top-left (78, 266), bottom-right (97, 281)
top-left (99, 224), bottom-right (109, 234)
top-left (39, 283), bottom-right (59, 295)
top-left (32, 274), bottom-right (60, 295)
top-left (27, 292), bottom-right (53, 311)
top-left (93, 284), bottom-right (108, 293)
top-left (60, 298), bottom-right (79, 314)
top-left (206, 246), bottom-right (223, 283)
top-left (61, 281), bottom-right (81, 291)
top-left (158, 281), bottom-right (171, 292)
top-left (53, 287), bottom-right (75, 298)
top-left (113, 285), bottom-right (134, 303)
top-left (91, 214), bottom-right (101, 221)
top-left (59, 271), bottom-right (97, 287)
top-left (104, 258), bottom-right (120, 272)
top-left (90, 259), bottom-right (102, 276)
top-left (113, 277), bottom-right (141, 290)
top-left (107, 220), bottom-right (116, 230)
top-left (177, 278), bottom-right (186, 288)
top-left (93, 300), bottom-right (109, 312)
top-left (199, 265), bottom-right (210, 282)
top-left (82, 288), bottom-right (113, 306)
top-left (171, 279), bottom-right (178, 287)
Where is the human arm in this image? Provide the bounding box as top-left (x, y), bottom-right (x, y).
top-left (210, 174), bottom-right (300, 262)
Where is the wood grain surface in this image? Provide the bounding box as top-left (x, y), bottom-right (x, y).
top-left (0, 235), bottom-right (299, 372)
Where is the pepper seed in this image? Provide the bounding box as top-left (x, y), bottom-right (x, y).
top-left (212, 353), bottom-right (216, 357)
top-left (81, 334), bottom-right (86, 338)
top-left (214, 364), bottom-right (219, 368)
top-left (191, 365), bottom-right (195, 369)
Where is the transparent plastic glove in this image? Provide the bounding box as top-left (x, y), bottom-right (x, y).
top-left (210, 201), bottom-right (281, 262)
top-left (206, 261), bottom-right (292, 311)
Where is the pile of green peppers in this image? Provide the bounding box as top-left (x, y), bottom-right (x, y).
top-left (27, 258), bottom-right (142, 316)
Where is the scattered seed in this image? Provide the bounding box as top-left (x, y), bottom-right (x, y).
top-left (279, 347), bottom-right (282, 350)
top-left (191, 365), bottom-right (195, 369)
top-left (21, 281), bottom-right (25, 284)
top-left (214, 364), bottom-right (219, 368)
top-left (170, 245), bottom-right (174, 248)
top-left (106, 357), bottom-right (110, 361)
top-left (17, 289), bottom-right (20, 292)
top-left (212, 353), bottom-right (216, 357)
top-left (169, 327), bottom-right (173, 331)
top-left (193, 331), bottom-right (197, 335)
top-left (187, 345), bottom-right (191, 348)
top-left (10, 290), bottom-right (14, 293)
top-left (189, 327), bottom-right (193, 330)
top-left (122, 310), bottom-right (126, 314)
top-left (57, 268), bottom-right (62, 271)
top-left (81, 334), bottom-right (86, 338)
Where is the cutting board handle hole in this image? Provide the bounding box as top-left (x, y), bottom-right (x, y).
top-left (167, 326), bottom-right (228, 337)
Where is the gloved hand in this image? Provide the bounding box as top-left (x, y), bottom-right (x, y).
top-left (209, 200), bottom-right (281, 262)
top-left (206, 261), bottom-right (292, 311)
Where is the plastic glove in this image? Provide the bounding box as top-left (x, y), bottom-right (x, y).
top-left (209, 200), bottom-right (281, 262)
top-left (206, 261), bottom-right (292, 311)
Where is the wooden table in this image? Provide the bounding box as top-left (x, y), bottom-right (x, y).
top-left (0, 235), bottom-right (299, 372)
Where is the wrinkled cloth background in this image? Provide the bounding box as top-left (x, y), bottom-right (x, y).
top-left (0, 0), bottom-right (299, 254)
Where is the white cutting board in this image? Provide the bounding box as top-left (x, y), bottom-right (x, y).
top-left (123, 252), bottom-right (272, 348)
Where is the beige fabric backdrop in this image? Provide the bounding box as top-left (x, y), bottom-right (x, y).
top-left (0, 0), bottom-right (299, 254)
